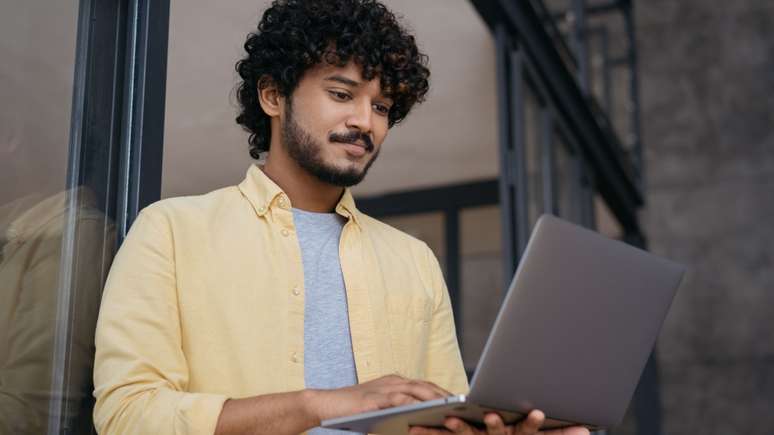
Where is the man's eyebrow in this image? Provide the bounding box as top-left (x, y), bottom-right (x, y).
top-left (323, 74), bottom-right (392, 102)
top-left (323, 75), bottom-right (360, 87)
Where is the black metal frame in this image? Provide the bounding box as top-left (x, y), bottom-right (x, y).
top-left (116, 0), bottom-right (171, 244)
top-left (48, 0), bottom-right (170, 433)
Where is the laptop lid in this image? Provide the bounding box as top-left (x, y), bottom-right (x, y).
top-left (468, 214), bottom-right (684, 428)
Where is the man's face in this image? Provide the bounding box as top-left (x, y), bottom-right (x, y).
top-left (279, 62), bottom-right (392, 187)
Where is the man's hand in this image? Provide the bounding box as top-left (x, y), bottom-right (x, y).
top-left (215, 374), bottom-right (449, 435)
top-left (408, 410), bottom-right (591, 435)
top-left (309, 374), bottom-right (451, 422)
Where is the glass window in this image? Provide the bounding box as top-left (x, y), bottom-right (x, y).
top-left (459, 205), bottom-right (503, 371)
top-left (0, 1), bottom-right (90, 433)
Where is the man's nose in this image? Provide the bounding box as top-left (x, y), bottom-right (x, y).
top-left (345, 99), bottom-right (374, 135)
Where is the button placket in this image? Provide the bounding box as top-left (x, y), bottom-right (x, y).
top-left (279, 205), bottom-right (304, 389)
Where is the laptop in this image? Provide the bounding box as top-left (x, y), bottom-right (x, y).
top-left (322, 214), bottom-right (685, 434)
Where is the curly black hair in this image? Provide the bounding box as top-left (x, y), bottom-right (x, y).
top-left (235, 0), bottom-right (430, 158)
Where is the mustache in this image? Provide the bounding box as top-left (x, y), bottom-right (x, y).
top-left (329, 130), bottom-right (374, 152)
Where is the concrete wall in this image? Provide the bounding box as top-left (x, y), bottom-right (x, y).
top-left (635, 1), bottom-right (774, 434)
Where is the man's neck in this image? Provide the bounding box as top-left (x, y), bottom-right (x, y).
top-left (261, 153), bottom-right (343, 213)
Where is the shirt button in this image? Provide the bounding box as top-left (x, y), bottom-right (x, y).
top-left (291, 352), bottom-right (299, 363)
top-left (258, 205), bottom-right (267, 213)
top-left (292, 287), bottom-right (301, 296)
top-left (281, 228), bottom-right (290, 237)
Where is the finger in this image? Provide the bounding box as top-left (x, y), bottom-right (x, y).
top-left (414, 379), bottom-right (453, 397)
top-left (511, 410), bottom-right (544, 435)
top-left (542, 426), bottom-right (590, 435)
top-left (444, 416), bottom-right (480, 434)
top-left (366, 390), bottom-right (418, 409)
top-left (409, 426), bottom-right (451, 435)
top-left (386, 391), bottom-right (422, 408)
top-left (380, 376), bottom-right (451, 399)
top-left (388, 380), bottom-right (447, 402)
top-left (406, 380), bottom-right (450, 400)
top-left (482, 413), bottom-right (508, 435)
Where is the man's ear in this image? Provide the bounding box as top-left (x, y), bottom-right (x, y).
top-left (257, 77), bottom-right (283, 117)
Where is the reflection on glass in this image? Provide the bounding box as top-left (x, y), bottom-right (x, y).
top-left (0, 189), bottom-right (114, 434)
top-left (0, 1), bottom-right (110, 434)
top-left (0, 193), bottom-right (66, 435)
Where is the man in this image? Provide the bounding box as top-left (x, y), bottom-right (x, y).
top-left (93, 1), bottom-right (589, 434)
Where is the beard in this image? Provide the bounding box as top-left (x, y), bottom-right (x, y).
top-left (281, 101), bottom-right (380, 187)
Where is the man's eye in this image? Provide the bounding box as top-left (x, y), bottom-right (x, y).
top-left (373, 104), bottom-right (390, 116)
top-left (329, 90), bottom-right (352, 101)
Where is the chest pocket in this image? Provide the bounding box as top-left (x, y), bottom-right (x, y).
top-left (385, 281), bottom-right (433, 378)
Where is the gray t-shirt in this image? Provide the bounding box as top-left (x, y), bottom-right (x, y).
top-left (292, 208), bottom-right (360, 435)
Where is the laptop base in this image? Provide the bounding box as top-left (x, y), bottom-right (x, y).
top-left (322, 395), bottom-right (598, 434)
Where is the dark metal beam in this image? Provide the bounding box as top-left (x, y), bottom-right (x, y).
top-left (587, 0), bottom-right (623, 16)
top-left (355, 179), bottom-right (500, 218)
top-left (571, 0), bottom-right (590, 93)
top-left (509, 48), bottom-right (530, 260)
top-left (444, 209), bottom-right (462, 339)
top-left (541, 108), bottom-right (557, 215)
top-left (533, 0), bottom-right (578, 73)
top-left (116, 0), bottom-right (170, 244)
top-left (623, 231), bottom-right (663, 435)
top-left (494, 24), bottom-right (519, 285)
top-left (631, 352), bottom-right (663, 435)
top-left (622, 1), bottom-right (645, 192)
top-left (550, 0), bottom-right (623, 21)
top-left (587, 26), bottom-right (613, 114)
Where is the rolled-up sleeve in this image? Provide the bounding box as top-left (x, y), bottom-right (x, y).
top-left (93, 206), bottom-right (228, 435)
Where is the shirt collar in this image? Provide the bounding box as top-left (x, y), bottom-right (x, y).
top-left (238, 164), bottom-right (362, 227)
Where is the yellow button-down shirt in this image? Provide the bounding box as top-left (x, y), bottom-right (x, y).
top-left (93, 165), bottom-right (468, 434)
